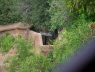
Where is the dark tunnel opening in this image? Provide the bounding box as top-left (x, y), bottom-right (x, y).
top-left (30, 25), bottom-right (58, 45)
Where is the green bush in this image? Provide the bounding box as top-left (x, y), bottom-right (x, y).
top-left (0, 33), bottom-right (15, 53)
top-left (0, 0), bottom-right (22, 25)
top-left (65, 0), bottom-right (95, 21)
top-left (48, 0), bottom-right (72, 31)
top-left (52, 17), bottom-right (92, 65)
top-left (26, 0), bottom-right (50, 30)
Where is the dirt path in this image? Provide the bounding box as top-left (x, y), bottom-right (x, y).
top-left (0, 48), bottom-right (16, 72)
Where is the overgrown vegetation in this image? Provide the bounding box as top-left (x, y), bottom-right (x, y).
top-left (53, 18), bottom-right (92, 64)
top-left (0, 0), bottom-right (95, 72)
top-left (0, 35), bottom-right (53, 72)
top-left (0, 0), bottom-right (95, 30)
top-left (0, 21), bottom-right (92, 72)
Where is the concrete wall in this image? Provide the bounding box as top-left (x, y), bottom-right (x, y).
top-left (0, 26), bottom-right (53, 54)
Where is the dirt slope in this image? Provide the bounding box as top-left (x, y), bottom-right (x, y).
top-left (0, 48), bottom-right (16, 72)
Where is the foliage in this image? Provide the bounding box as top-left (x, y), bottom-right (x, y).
top-left (0, 0), bottom-right (22, 25)
top-left (48, 0), bottom-right (70, 31)
top-left (0, 0), bottom-right (50, 30)
top-left (0, 35), bottom-right (52, 72)
top-left (25, 0), bottom-right (50, 30)
top-left (65, 0), bottom-right (95, 21)
top-left (47, 0), bottom-right (95, 31)
top-left (0, 33), bottom-right (15, 53)
top-left (52, 18), bottom-right (92, 66)
top-left (0, 0), bottom-right (95, 31)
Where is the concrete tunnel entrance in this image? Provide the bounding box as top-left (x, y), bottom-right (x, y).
top-left (30, 26), bottom-right (58, 45)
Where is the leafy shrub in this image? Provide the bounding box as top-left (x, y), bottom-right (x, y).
top-left (0, 33), bottom-right (15, 53)
top-left (65, 0), bottom-right (95, 21)
top-left (48, 0), bottom-right (70, 31)
top-left (25, 0), bottom-right (50, 30)
top-left (0, 0), bottom-right (22, 25)
top-left (52, 17), bottom-right (92, 65)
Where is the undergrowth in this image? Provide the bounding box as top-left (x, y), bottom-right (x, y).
top-left (0, 34), bottom-right (52, 72)
top-left (0, 33), bottom-right (15, 53)
top-left (52, 18), bottom-right (92, 67)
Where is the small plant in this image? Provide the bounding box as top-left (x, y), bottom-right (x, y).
top-left (0, 33), bottom-right (15, 53)
top-left (4, 56), bottom-right (13, 63)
